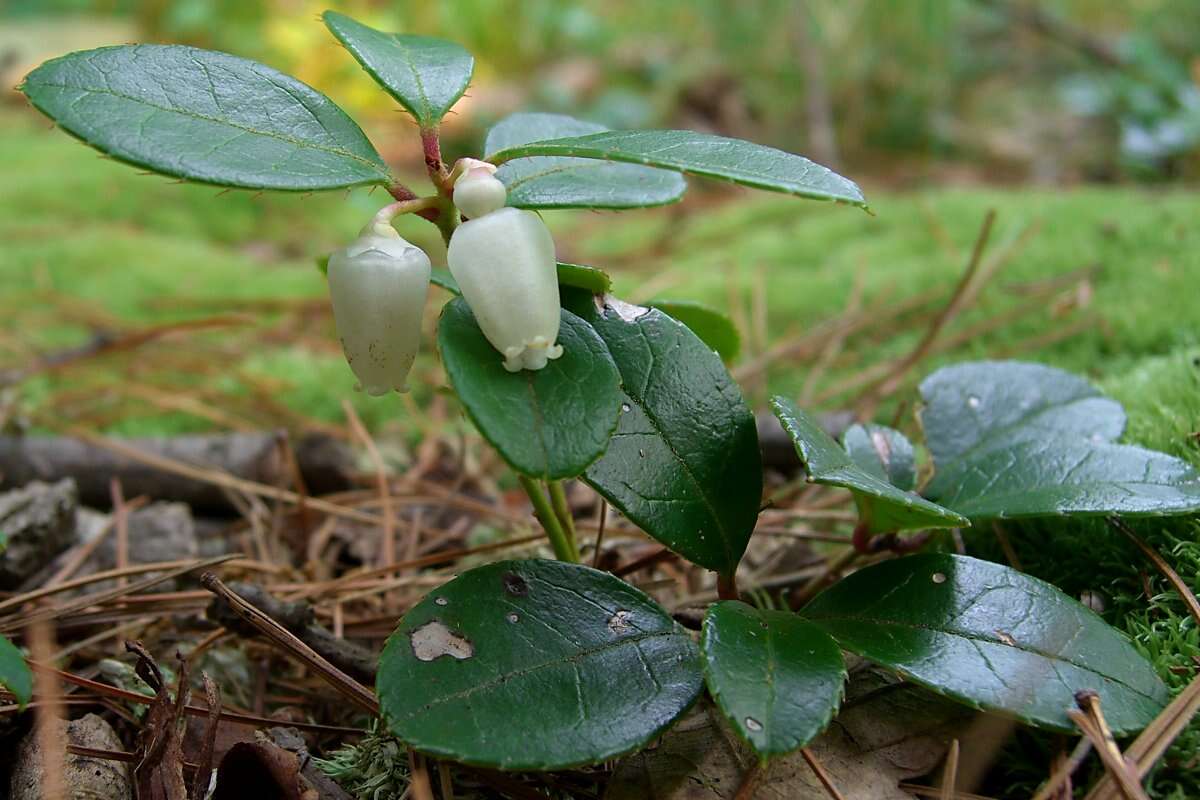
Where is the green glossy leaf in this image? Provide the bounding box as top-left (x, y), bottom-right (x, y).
top-left (0, 634), bottom-right (32, 708)
top-left (921, 361), bottom-right (1200, 520)
top-left (843, 423), bottom-right (916, 492)
top-left (378, 559), bottom-right (703, 770)
top-left (701, 602), bottom-right (845, 760)
top-left (437, 297), bottom-right (621, 479)
top-left (490, 129), bottom-right (866, 208)
top-left (484, 113), bottom-right (686, 209)
top-left (647, 300), bottom-right (740, 362)
top-left (804, 554), bottom-right (1169, 734)
top-left (770, 397), bottom-right (966, 535)
top-left (21, 45), bottom-right (391, 191)
top-left (323, 12), bottom-right (473, 127)
top-left (564, 291), bottom-right (761, 574)
top-left (557, 262), bottom-right (611, 294)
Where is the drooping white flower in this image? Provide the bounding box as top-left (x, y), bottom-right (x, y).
top-left (327, 220), bottom-right (431, 395)
top-left (446, 169), bottom-right (562, 372)
top-left (453, 163), bottom-right (508, 220)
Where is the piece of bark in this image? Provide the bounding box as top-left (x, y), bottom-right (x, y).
top-left (9, 713), bottom-right (133, 800)
top-left (0, 479), bottom-right (78, 589)
top-left (206, 582), bottom-right (378, 685)
top-left (606, 667), bottom-right (973, 800)
top-left (0, 433), bottom-right (354, 513)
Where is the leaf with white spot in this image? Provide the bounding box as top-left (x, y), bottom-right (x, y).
top-left (803, 553), bottom-right (1168, 734)
top-left (378, 559), bottom-right (703, 769)
top-left (702, 602), bottom-right (845, 760)
top-left (921, 361), bottom-right (1200, 520)
top-left (564, 290), bottom-right (762, 574)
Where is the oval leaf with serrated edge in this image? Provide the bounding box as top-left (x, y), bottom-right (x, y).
top-left (771, 397), bottom-right (966, 535)
top-left (803, 554), bottom-right (1169, 734)
top-left (437, 297), bottom-right (621, 479)
top-left (0, 634), bottom-right (31, 708)
top-left (702, 602), bottom-right (845, 760)
top-left (378, 559), bottom-right (703, 770)
top-left (921, 361), bottom-right (1200, 520)
top-left (647, 300), bottom-right (740, 362)
top-left (843, 423), bottom-right (916, 492)
top-left (563, 290), bottom-right (761, 574)
top-left (324, 12), bottom-right (472, 127)
top-left (21, 45), bottom-right (391, 191)
top-left (489, 129), bottom-right (866, 208)
top-left (921, 361), bottom-right (1126, 468)
top-left (484, 113), bottom-right (686, 209)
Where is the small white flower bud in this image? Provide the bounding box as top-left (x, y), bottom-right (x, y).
top-left (447, 207), bottom-right (563, 372)
top-left (454, 167), bottom-right (508, 219)
top-left (327, 221), bottom-right (431, 395)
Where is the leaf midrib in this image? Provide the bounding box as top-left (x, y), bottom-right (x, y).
top-left (27, 76), bottom-right (387, 174)
top-left (623, 323), bottom-right (737, 569)
top-left (389, 36), bottom-right (434, 122)
top-left (491, 132), bottom-right (862, 202)
top-left (390, 628), bottom-right (683, 721)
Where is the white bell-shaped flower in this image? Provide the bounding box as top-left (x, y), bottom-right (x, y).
top-left (453, 164), bottom-right (508, 220)
top-left (327, 220), bottom-right (431, 395)
top-left (446, 170), bottom-right (563, 372)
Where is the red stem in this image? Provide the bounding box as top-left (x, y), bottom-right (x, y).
top-left (717, 573), bottom-right (740, 602)
top-left (421, 128), bottom-right (448, 190)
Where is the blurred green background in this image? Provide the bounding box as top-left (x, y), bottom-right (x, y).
top-left (1, 0), bottom-right (1198, 443)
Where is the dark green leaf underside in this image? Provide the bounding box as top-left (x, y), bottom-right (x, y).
top-left (921, 361), bottom-right (1200, 520)
top-left (648, 300), bottom-right (741, 362)
top-left (22, 44), bottom-right (391, 190)
top-left (565, 292), bottom-right (762, 574)
top-left (378, 559), bottom-right (703, 770)
top-left (804, 554), bottom-right (1168, 735)
top-left (485, 113), bottom-right (685, 209)
top-left (489, 129), bottom-right (866, 208)
top-left (437, 298), bottom-right (621, 479)
top-left (323, 11), bottom-right (473, 126)
top-left (702, 602), bottom-right (845, 759)
top-left (0, 634), bottom-right (31, 708)
top-left (770, 397), bottom-right (966, 535)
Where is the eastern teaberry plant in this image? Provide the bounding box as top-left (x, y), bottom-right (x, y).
top-left (14, 9), bottom-right (1200, 776)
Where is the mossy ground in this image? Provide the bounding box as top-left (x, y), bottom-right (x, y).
top-left (3, 107), bottom-right (1199, 795)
